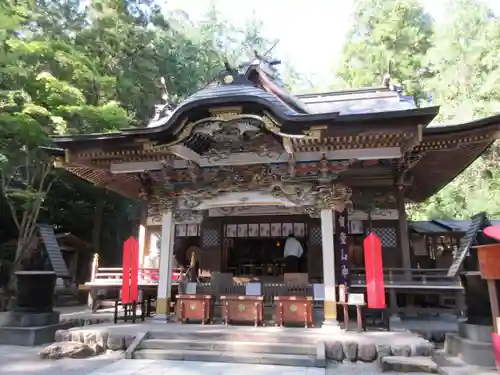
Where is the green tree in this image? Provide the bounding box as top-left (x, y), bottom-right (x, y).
top-left (412, 0), bottom-right (500, 219)
top-left (0, 0), bottom-right (287, 274)
top-left (336, 0), bottom-right (434, 103)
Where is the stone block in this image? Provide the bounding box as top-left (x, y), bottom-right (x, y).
top-left (325, 340), bottom-right (344, 361)
top-left (413, 342), bottom-right (435, 356)
top-left (342, 341), bottom-right (358, 362)
top-left (391, 344), bottom-right (411, 357)
top-left (0, 321), bottom-right (73, 346)
top-left (315, 341), bottom-right (326, 368)
top-left (83, 331), bottom-right (97, 346)
top-left (0, 311), bottom-right (60, 327)
top-left (71, 329), bottom-right (83, 342)
top-left (376, 344), bottom-right (391, 360)
top-left (358, 343), bottom-right (377, 362)
top-left (96, 331), bottom-right (109, 349)
top-left (107, 333), bottom-right (125, 351)
top-left (380, 356), bottom-right (438, 373)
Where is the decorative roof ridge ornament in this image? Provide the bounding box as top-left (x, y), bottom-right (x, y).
top-left (382, 60), bottom-right (405, 96)
top-left (237, 42), bottom-right (281, 77)
top-left (148, 77), bottom-right (178, 127)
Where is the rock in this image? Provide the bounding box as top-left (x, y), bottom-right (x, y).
top-left (376, 344), bottom-right (391, 360)
top-left (380, 356), bottom-right (438, 373)
top-left (358, 343), bottom-right (377, 362)
top-left (39, 342), bottom-right (96, 360)
top-left (325, 341), bottom-right (344, 361)
top-left (413, 343), bottom-right (434, 357)
top-left (343, 341), bottom-right (358, 362)
top-left (107, 333), bottom-right (125, 351)
top-left (391, 344), bottom-right (411, 357)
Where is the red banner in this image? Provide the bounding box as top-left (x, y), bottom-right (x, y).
top-left (121, 237), bottom-right (139, 304)
top-left (363, 233), bottom-right (386, 309)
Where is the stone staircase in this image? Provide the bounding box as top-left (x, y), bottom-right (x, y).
top-left (444, 322), bottom-right (496, 367)
top-left (132, 329), bottom-right (324, 367)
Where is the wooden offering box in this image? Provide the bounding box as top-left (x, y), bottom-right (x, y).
top-left (176, 294), bottom-right (213, 324)
top-left (274, 296), bottom-right (314, 328)
top-left (477, 244), bottom-right (500, 280)
top-left (220, 295), bottom-right (264, 326)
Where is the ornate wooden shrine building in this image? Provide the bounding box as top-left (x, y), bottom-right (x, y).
top-left (47, 56), bottom-right (500, 323)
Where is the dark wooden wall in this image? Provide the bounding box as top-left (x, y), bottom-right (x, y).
top-left (146, 216), bottom-right (406, 279)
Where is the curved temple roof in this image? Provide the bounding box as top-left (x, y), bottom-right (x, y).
top-left (47, 58), bottom-right (500, 203)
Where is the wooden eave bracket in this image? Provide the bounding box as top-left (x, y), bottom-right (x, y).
top-left (303, 125), bottom-right (327, 140)
top-left (399, 124), bottom-right (423, 154)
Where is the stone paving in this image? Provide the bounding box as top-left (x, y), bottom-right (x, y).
top-left (0, 345), bottom-right (123, 375)
top-left (2, 344), bottom-right (497, 375)
top-left (0, 347), bottom-right (432, 375)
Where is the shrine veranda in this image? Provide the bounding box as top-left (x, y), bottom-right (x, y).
top-left (46, 57), bottom-right (500, 324)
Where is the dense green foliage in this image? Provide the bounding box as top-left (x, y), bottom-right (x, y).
top-left (0, 0), bottom-right (277, 265)
top-left (335, 0), bottom-right (500, 219)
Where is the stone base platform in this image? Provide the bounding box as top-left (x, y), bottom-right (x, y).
top-left (0, 311), bottom-right (73, 346)
top-left (444, 322), bottom-right (496, 367)
top-left (54, 321), bottom-right (435, 367)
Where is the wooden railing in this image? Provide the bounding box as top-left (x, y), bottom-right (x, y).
top-left (87, 254), bottom-right (163, 285)
top-left (349, 267), bottom-right (462, 288)
top-left (88, 266), bottom-right (163, 285)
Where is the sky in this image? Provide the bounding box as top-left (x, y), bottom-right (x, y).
top-left (163, 0), bottom-right (500, 90)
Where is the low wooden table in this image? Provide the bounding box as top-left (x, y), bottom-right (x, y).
top-left (274, 296), bottom-right (314, 328)
top-left (338, 302), bottom-right (365, 331)
top-left (176, 294), bottom-right (213, 324)
top-left (220, 295), bottom-right (264, 326)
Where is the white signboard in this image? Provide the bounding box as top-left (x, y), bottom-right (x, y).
top-left (245, 282), bottom-right (261, 296)
top-left (348, 293), bottom-right (365, 305)
top-left (313, 283), bottom-right (325, 301)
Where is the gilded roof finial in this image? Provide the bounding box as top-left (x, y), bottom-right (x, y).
top-left (382, 59), bottom-right (393, 88)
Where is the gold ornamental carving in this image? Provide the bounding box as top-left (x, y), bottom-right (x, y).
top-left (208, 106), bottom-right (242, 120)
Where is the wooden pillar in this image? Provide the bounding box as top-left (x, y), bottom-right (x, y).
top-left (396, 187), bottom-right (412, 278)
top-left (488, 280), bottom-right (500, 333)
top-left (154, 209), bottom-right (175, 321)
top-left (321, 208), bottom-right (338, 326)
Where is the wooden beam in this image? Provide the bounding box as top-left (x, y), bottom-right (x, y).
top-left (399, 125), bottom-right (423, 154)
top-left (169, 144), bottom-right (201, 165)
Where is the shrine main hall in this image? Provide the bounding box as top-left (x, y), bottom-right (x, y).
top-left (47, 57), bottom-right (500, 322)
